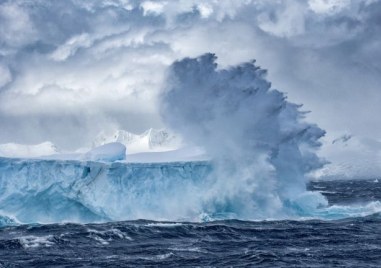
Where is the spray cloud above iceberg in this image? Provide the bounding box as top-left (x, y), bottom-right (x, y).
top-left (161, 54), bottom-right (327, 218)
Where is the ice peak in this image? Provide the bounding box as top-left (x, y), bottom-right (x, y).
top-left (92, 128), bottom-right (181, 154)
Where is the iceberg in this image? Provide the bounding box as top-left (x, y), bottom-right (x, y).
top-left (0, 157), bottom-right (212, 224)
top-left (0, 156), bottom-right (379, 225)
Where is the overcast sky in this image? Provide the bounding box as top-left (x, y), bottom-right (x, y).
top-left (0, 0), bottom-right (380, 149)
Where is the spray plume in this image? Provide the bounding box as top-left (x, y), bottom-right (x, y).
top-left (161, 53), bottom-right (327, 219)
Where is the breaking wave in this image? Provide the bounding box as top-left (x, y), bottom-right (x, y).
top-left (161, 53), bottom-right (328, 219)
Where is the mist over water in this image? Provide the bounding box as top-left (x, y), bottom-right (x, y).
top-left (161, 53), bottom-right (329, 219)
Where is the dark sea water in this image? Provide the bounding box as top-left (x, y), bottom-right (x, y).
top-left (1, 179), bottom-right (381, 267)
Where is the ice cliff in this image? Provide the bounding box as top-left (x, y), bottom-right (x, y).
top-left (0, 157), bottom-right (211, 224)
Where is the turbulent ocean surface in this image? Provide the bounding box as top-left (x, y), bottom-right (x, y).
top-left (0, 179), bottom-right (380, 267)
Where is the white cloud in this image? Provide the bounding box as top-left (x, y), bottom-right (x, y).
top-left (0, 2), bottom-right (37, 49)
top-left (0, 64), bottom-right (12, 88)
top-left (141, 1), bottom-right (166, 15)
top-left (257, 0), bottom-right (308, 37)
top-left (197, 3), bottom-right (213, 18)
top-left (50, 33), bottom-right (93, 61)
top-left (308, 0), bottom-right (351, 14)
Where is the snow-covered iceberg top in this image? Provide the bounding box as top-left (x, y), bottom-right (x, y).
top-left (0, 128), bottom-right (192, 163)
top-left (92, 128), bottom-right (182, 154)
top-left (0, 141), bottom-right (58, 158)
top-left (0, 127), bottom-right (210, 163)
top-left (83, 142), bottom-right (126, 162)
